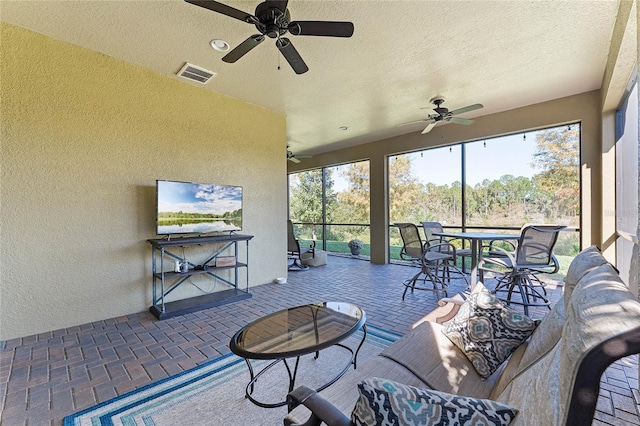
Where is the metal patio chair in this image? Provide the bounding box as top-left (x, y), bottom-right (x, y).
top-left (395, 223), bottom-right (468, 301)
top-left (479, 224), bottom-right (566, 315)
top-left (288, 220), bottom-right (315, 271)
top-left (421, 221), bottom-right (472, 272)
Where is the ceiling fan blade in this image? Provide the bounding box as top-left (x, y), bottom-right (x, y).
top-left (288, 156), bottom-right (301, 163)
top-left (222, 35), bottom-right (264, 63)
top-left (276, 38), bottom-right (308, 74)
top-left (421, 122), bottom-right (437, 134)
top-left (266, 0), bottom-right (289, 13)
top-left (449, 103), bottom-right (483, 116)
top-left (397, 118), bottom-right (430, 127)
top-left (289, 21), bottom-right (354, 37)
top-left (448, 117), bottom-right (474, 125)
top-left (184, 0), bottom-right (257, 23)
top-left (419, 107), bottom-right (437, 114)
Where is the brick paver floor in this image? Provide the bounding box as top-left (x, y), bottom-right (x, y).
top-left (1, 255), bottom-right (638, 425)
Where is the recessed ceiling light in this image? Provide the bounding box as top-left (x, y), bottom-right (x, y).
top-left (210, 39), bottom-right (230, 52)
top-left (339, 126), bottom-right (348, 131)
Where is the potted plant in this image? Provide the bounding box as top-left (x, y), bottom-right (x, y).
top-left (348, 239), bottom-right (364, 256)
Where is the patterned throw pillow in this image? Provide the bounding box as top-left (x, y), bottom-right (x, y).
top-left (442, 282), bottom-right (538, 378)
top-left (351, 377), bottom-right (518, 426)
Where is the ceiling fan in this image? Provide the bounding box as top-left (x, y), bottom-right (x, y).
top-left (398, 97), bottom-right (484, 134)
top-left (185, 0), bottom-right (354, 74)
top-left (287, 146), bottom-right (312, 163)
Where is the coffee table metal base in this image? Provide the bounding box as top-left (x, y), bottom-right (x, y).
top-left (242, 324), bottom-right (367, 410)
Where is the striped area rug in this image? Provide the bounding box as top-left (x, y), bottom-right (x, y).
top-left (63, 325), bottom-right (400, 426)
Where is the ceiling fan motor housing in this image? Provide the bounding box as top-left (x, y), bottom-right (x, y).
top-left (255, 3), bottom-right (290, 38)
top-left (184, 0), bottom-right (354, 75)
top-left (430, 97), bottom-right (449, 116)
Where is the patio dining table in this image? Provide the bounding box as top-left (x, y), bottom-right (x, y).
top-left (432, 231), bottom-right (520, 288)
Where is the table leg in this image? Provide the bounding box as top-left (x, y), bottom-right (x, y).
top-left (240, 323), bottom-right (367, 410)
top-left (288, 357), bottom-right (300, 392)
top-left (470, 239), bottom-right (479, 289)
top-left (244, 358), bottom-right (255, 395)
top-left (244, 357), bottom-right (296, 409)
top-left (477, 240), bottom-right (486, 285)
top-left (353, 324), bottom-right (367, 369)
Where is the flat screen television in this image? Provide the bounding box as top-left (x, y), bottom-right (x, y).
top-left (156, 180), bottom-right (243, 235)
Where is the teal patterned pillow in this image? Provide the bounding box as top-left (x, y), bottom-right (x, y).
top-left (442, 282), bottom-right (538, 378)
top-left (351, 377), bottom-right (518, 426)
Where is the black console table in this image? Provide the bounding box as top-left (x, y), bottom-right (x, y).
top-left (147, 234), bottom-right (254, 319)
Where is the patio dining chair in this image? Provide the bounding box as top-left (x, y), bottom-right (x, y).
top-left (396, 222), bottom-right (424, 262)
top-left (395, 223), bottom-right (468, 301)
top-left (287, 220), bottom-right (316, 270)
top-left (421, 221), bottom-right (472, 272)
top-left (479, 224), bottom-right (566, 315)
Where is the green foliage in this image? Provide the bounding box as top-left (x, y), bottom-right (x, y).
top-left (531, 128), bottom-right (580, 217)
top-left (336, 162), bottom-right (370, 224)
top-left (158, 209), bottom-right (241, 220)
top-left (389, 156), bottom-right (422, 223)
top-left (388, 126), bottom-right (580, 230)
top-left (289, 169), bottom-right (337, 225)
top-left (348, 239), bottom-right (364, 250)
top-left (289, 126), bottom-right (580, 257)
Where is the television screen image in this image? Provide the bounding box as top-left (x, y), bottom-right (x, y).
top-left (156, 180), bottom-right (242, 235)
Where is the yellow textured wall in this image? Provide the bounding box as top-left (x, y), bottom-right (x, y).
top-left (0, 23), bottom-right (288, 340)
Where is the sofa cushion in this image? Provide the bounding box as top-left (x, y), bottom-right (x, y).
top-left (494, 340), bottom-right (562, 425)
top-left (496, 262), bottom-right (640, 425)
top-left (351, 377), bottom-right (518, 426)
top-left (442, 283), bottom-right (538, 378)
top-left (563, 245), bottom-right (606, 308)
top-left (557, 262), bottom-right (640, 423)
top-left (285, 355), bottom-right (440, 425)
top-left (490, 299), bottom-right (565, 399)
top-left (380, 320), bottom-right (501, 398)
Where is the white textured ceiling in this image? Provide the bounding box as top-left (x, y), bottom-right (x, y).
top-left (1, 0), bottom-right (620, 155)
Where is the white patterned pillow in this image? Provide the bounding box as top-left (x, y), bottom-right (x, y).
top-left (351, 377), bottom-right (518, 426)
top-left (442, 282), bottom-right (538, 378)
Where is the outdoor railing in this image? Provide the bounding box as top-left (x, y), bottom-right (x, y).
top-left (290, 221), bottom-right (580, 276)
top-left (292, 222), bottom-right (371, 256)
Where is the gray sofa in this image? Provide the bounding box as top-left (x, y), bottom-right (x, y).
top-left (285, 245), bottom-right (640, 425)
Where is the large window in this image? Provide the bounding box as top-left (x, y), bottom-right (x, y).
top-left (465, 127), bottom-right (580, 229)
top-left (389, 145), bottom-right (462, 226)
top-left (389, 124), bottom-right (581, 264)
top-left (288, 160), bottom-right (370, 255)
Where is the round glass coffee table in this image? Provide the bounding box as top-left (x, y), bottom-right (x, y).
top-left (229, 301), bottom-right (366, 409)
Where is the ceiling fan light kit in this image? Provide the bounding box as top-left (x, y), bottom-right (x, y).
top-left (185, 0), bottom-right (354, 74)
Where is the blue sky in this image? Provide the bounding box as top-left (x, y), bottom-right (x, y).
top-left (408, 133), bottom-right (540, 186)
top-left (157, 181), bottom-right (242, 214)
top-left (332, 131), bottom-right (542, 191)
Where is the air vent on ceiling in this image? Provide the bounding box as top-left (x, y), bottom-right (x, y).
top-left (177, 63), bottom-right (216, 84)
